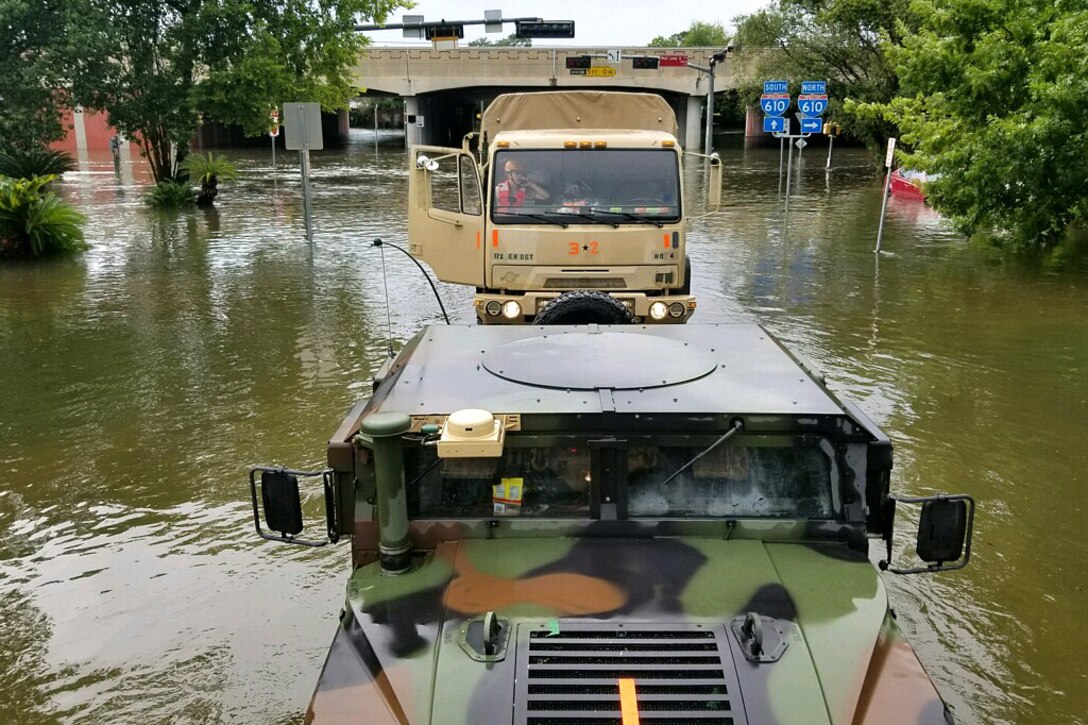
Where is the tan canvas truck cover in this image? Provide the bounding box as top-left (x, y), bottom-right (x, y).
top-left (481, 91), bottom-right (679, 140)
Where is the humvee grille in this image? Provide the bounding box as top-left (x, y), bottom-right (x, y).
top-left (515, 623), bottom-right (745, 724)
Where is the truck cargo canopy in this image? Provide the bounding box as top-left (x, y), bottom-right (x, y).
top-left (482, 91), bottom-right (679, 141)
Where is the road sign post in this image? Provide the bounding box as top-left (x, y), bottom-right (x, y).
top-left (269, 109), bottom-right (280, 171)
top-left (876, 137), bottom-right (896, 253)
top-left (284, 102), bottom-right (323, 241)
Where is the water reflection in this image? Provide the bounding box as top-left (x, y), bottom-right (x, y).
top-left (0, 129), bottom-right (1084, 724)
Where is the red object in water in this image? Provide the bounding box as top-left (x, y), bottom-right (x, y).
top-left (888, 168), bottom-right (929, 202)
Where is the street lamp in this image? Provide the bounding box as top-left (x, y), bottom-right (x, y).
top-left (688, 47), bottom-right (732, 152)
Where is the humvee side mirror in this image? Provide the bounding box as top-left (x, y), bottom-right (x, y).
top-left (248, 466), bottom-right (339, 547)
top-left (879, 494), bottom-right (975, 575)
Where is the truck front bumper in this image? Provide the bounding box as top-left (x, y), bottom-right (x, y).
top-left (474, 292), bottom-right (697, 325)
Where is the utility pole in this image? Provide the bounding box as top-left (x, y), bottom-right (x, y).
top-left (688, 47), bottom-right (732, 153)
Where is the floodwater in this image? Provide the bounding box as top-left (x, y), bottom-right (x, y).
top-left (1, 129), bottom-right (1085, 724)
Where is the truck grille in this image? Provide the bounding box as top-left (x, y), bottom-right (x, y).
top-left (543, 278), bottom-right (627, 289)
top-left (514, 623), bottom-right (745, 725)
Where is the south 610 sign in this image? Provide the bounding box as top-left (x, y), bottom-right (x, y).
top-left (760, 94), bottom-right (790, 117)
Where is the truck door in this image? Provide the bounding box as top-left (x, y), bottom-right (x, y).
top-left (407, 146), bottom-right (485, 286)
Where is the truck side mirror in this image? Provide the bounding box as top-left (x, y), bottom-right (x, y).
top-left (248, 466), bottom-right (339, 547)
top-left (879, 494), bottom-right (975, 575)
top-left (707, 153), bottom-right (722, 211)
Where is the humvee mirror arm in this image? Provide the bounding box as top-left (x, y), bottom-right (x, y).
top-left (248, 466), bottom-right (339, 547)
top-left (371, 238), bottom-right (450, 324)
top-left (879, 493), bottom-right (976, 575)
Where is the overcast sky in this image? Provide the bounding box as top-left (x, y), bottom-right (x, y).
top-left (362, 1), bottom-right (772, 47)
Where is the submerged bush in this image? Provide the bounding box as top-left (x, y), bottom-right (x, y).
top-left (0, 175), bottom-right (87, 258)
top-left (178, 152), bottom-right (238, 206)
top-left (145, 179), bottom-right (197, 208)
top-left (0, 148), bottom-right (75, 180)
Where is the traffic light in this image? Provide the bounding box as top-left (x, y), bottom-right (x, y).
top-left (632, 56), bottom-right (659, 70)
top-left (565, 55), bottom-right (591, 70)
top-left (516, 20), bottom-right (575, 38)
top-left (424, 23), bottom-right (464, 39)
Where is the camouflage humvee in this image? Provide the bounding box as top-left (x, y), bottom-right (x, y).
top-left (251, 322), bottom-right (974, 724)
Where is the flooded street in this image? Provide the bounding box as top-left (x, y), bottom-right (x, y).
top-left (1, 129), bottom-right (1085, 724)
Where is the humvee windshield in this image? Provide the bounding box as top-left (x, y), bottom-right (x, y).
top-left (490, 149), bottom-right (681, 225)
top-left (404, 435), bottom-right (839, 519)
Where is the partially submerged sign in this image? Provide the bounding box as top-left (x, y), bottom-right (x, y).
top-left (283, 102), bottom-right (323, 151)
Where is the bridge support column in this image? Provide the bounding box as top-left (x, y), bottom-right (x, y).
top-left (404, 97), bottom-right (421, 147)
top-left (745, 105), bottom-right (762, 138)
top-left (685, 95), bottom-right (703, 151)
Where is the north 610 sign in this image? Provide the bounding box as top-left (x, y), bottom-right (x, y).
top-left (798, 95), bottom-right (828, 117)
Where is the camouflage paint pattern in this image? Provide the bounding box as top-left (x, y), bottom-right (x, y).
top-left (306, 538), bottom-right (948, 724)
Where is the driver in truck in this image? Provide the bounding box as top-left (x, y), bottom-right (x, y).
top-left (495, 159), bottom-right (551, 208)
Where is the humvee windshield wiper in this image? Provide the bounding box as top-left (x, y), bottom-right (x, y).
top-left (589, 208), bottom-right (664, 228)
top-left (498, 212), bottom-right (569, 228)
top-left (660, 419), bottom-right (745, 486)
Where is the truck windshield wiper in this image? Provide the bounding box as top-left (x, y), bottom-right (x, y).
top-left (565, 211), bottom-right (619, 228)
top-left (499, 212), bottom-right (569, 228)
top-left (589, 208), bottom-right (664, 228)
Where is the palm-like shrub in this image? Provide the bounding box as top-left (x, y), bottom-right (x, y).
top-left (0, 175), bottom-right (87, 258)
top-left (145, 179), bottom-right (197, 208)
top-left (0, 148), bottom-right (75, 180)
top-left (178, 153), bottom-right (238, 206)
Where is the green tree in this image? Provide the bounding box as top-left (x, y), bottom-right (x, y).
top-left (852, 0), bottom-right (1088, 249)
top-left (649, 21), bottom-right (731, 48)
top-left (0, 0), bottom-right (77, 152)
top-left (733, 0), bottom-right (911, 149)
top-left (70, 0), bottom-right (404, 182)
top-left (468, 34), bottom-right (531, 47)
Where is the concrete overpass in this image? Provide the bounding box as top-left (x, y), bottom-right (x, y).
top-left (353, 47), bottom-right (745, 150)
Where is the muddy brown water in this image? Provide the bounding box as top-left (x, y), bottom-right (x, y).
top-left (1, 130), bottom-right (1085, 723)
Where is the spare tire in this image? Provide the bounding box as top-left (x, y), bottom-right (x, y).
top-left (533, 290), bottom-right (637, 325)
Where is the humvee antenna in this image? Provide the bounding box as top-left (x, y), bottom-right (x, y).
top-left (660, 418), bottom-right (744, 486)
top-left (371, 238), bottom-right (451, 325)
top-left (376, 240), bottom-right (395, 356)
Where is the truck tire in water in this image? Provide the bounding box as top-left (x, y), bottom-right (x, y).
top-left (533, 290), bottom-right (637, 325)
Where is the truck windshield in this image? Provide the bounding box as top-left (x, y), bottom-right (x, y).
top-left (491, 149), bottom-right (680, 225)
top-left (404, 436), bottom-right (838, 520)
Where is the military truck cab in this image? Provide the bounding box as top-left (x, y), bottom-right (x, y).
top-left (407, 92), bottom-right (721, 324)
top-left (251, 323), bottom-right (974, 724)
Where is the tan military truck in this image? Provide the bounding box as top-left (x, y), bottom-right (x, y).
top-left (407, 91), bottom-right (721, 325)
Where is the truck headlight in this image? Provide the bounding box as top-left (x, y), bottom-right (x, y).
top-left (485, 301), bottom-right (502, 317)
top-left (668, 302), bottom-right (685, 318)
top-left (501, 301), bottom-right (522, 319)
top-left (649, 301), bottom-right (668, 320)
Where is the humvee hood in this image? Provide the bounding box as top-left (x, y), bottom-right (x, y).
top-left (307, 537), bottom-right (948, 724)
